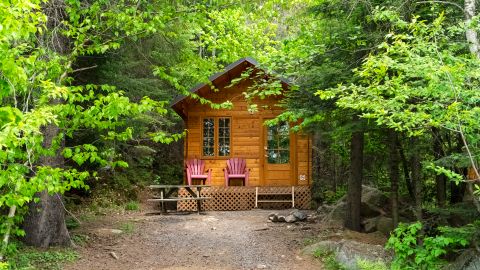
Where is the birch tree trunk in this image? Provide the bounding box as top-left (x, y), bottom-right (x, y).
top-left (465, 0), bottom-right (480, 59)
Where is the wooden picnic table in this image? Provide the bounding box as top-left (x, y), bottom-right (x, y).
top-left (148, 185), bottom-right (210, 214)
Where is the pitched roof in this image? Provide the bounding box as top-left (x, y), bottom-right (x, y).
top-left (171, 57), bottom-right (289, 118)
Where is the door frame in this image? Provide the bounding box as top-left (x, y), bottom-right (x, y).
top-left (260, 117), bottom-right (296, 186)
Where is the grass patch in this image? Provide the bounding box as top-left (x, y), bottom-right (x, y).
top-left (357, 259), bottom-right (388, 270)
top-left (119, 222), bottom-right (135, 234)
top-left (8, 247), bottom-right (78, 270)
top-left (124, 201), bottom-right (140, 211)
top-left (303, 237), bottom-right (317, 246)
top-left (312, 247), bottom-right (345, 270)
top-left (71, 233), bottom-right (90, 246)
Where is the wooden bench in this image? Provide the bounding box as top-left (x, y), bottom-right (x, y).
top-left (255, 186), bottom-right (295, 208)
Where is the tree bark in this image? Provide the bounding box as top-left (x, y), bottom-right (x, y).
top-left (396, 138), bottom-right (414, 200)
top-left (465, 0), bottom-right (480, 59)
top-left (410, 137), bottom-right (422, 221)
top-left (22, 0), bottom-right (71, 247)
top-left (388, 130), bottom-right (399, 228)
top-left (345, 119), bottom-right (364, 231)
top-left (23, 123), bottom-right (71, 247)
top-left (432, 128), bottom-right (446, 207)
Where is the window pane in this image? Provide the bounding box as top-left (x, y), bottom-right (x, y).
top-left (266, 122), bottom-right (290, 164)
top-left (203, 118), bottom-right (214, 156)
top-left (218, 118), bottom-right (230, 156)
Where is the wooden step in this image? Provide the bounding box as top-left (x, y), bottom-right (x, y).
top-left (255, 186), bottom-right (295, 208)
top-left (148, 197), bottom-right (210, 202)
top-left (256, 200), bottom-right (293, 203)
top-left (257, 193), bottom-right (292, 196)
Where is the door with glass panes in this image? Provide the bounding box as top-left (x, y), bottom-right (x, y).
top-left (263, 121), bottom-right (293, 186)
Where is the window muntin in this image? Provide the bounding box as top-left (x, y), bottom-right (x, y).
top-left (266, 121), bottom-right (290, 164)
top-left (218, 118), bottom-right (230, 156)
top-left (203, 118), bottom-right (214, 156)
top-left (202, 117), bottom-right (231, 157)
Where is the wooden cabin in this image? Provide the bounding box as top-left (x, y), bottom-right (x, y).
top-left (172, 57), bottom-right (312, 188)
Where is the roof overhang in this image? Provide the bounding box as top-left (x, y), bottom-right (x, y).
top-left (171, 57), bottom-right (289, 119)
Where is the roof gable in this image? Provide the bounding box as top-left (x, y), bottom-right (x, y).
top-left (171, 57), bottom-right (289, 118)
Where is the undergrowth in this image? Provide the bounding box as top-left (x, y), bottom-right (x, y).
top-left (6, 244), bottom-right (78, 270)
top-left (312, 247), bottom-right (345, 270)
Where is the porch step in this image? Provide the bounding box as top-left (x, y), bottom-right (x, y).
top-left (255, 186), bottom-right (295, 208)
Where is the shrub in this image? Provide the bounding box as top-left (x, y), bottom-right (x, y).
top-left (125, 201), bottom-right (140, 211)
top-left (386, 222), bottom-right (469, 270)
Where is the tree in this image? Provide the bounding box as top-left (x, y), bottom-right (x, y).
top-left (0, 0), bottom-right (181, 256)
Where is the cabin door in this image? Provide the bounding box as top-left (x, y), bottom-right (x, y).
top-left (263, 121), bottom-right (293, 186)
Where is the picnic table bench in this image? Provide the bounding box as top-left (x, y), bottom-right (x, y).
top-left (148, 185), bottom-right (210, 214)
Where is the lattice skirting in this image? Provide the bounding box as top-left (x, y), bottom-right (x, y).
top-left (177, 186), bottom-right (311, 211)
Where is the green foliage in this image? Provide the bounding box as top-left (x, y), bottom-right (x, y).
top-left (312, 247), bottom-right (346, 270)
top-left (357, 259), bottom-right (388, 270)
top-left (323, 186), bottom-right (347, 204)
top-left (0, 0), bottom-right (184, 257)
top-left (386, 222), bottom-right (469, 270)
top-left (71, 234), bottom-right (89, 247)
top-left (65, 217), bottom-right (80, 230)
top-left (7, 248), bottom-right (78, 270)
top-left (124, 201), bottom-right (139, 211)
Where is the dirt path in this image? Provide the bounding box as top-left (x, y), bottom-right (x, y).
top-left (64, 210), bottom-right (323, 270)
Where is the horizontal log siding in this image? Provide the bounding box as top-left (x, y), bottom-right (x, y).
top-left (184, 79), bottom-right (311, 186)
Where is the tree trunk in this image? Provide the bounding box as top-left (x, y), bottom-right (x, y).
top-left (410, 137), bottom-right (422, 221)
top-left (465, 0), bottom-right (480, 59)
top-left (345, 120), bottom-right (364, 231)
top-left (388, 130), bottom-right (399, 228)
top-left (432, 128), bottom-right (446, 207)
top-left (397, 139), bottom-right (414, 200)
top-left (23, 123), bottom-right (71, 247)
top-left (23, 0), bottom-right (71, 247)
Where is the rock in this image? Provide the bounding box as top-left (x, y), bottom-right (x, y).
top-left (291, 210), bottom-right (307, 221)
top-left (269, 214), bottom-right (279, 222)
top-left (362, 217), bottom-right (378, 233)
top-left (109, 251), bottom-right (119, 260)
top-left (447, 249), bottom-right (480, 270)
top-left (376, 217), bottom-right (394, 236)
top-left (360, 202), bottom-right (383, 218)
top-left (303, 239), bottom-right (392, 270)
top-left (361, 185), bottom-right (389, 208)
top-left (96, 228), bottom-right (123, 236)
top-left (277, 215), bottom-right (286, 222)
top-left (256, 264), bottom-right (267, 269)
top-left (285, 215), bottom-right (297, 223)
top-left (325, 201), bottom-right (347, 222)
top-left (306, 214), bottom-right (318, 223)
top-left (268, 213), bottom-right (277, 219)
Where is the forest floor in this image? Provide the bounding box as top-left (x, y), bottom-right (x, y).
top-left (63, 207), bottom-right (325, 270)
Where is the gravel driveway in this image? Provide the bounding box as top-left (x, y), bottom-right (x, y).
top-left (65, 210), bottom-right (322, 270)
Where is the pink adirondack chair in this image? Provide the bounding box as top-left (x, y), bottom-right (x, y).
top-left (223, 158), bottom-right (250, 186)
top-left (185, 159), bottom-right (212, 185)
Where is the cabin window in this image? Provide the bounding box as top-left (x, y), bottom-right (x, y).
top-left (202, 117), bottom-right (231, 157)
top-left (266, 121), bottom-right (290, 164)
top-left (203, 118), bottom-right (215, 156)
top-left (218, 118), bottom-right (230, 156)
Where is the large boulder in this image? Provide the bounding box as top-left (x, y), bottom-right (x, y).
top-left (376, 217), bottom-right (394, 236)
top-left (303, 239), bottom-right (392, 270)
top-left (362, 217), bottom-right (378, 233)
top-left (446, 249), bottom-right (480, 270)
top-left (361, 186), bottom-right (389, 208)
top-left (322, 186), bottom-right (389, 224)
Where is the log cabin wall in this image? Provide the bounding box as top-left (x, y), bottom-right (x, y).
top-left (181, 77), bottom-right (311, 187)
